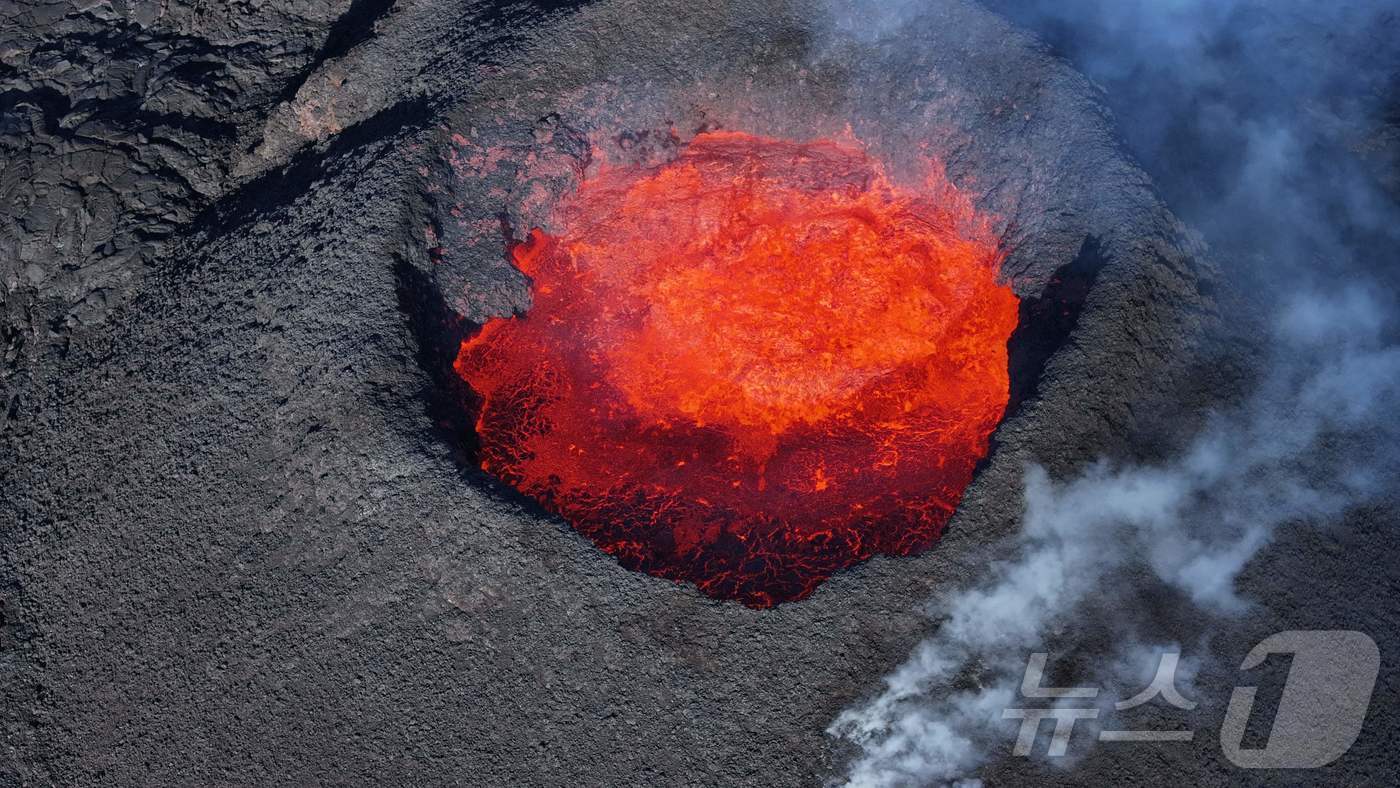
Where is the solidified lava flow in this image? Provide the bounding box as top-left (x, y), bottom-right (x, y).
top-left (454, 130), bottom-right (1020, 607)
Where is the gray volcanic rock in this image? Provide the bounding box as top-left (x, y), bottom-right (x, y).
top-left (16, 0), bottom-right (1389, 785)
top-left (1, 0), bottom-right (349, 329)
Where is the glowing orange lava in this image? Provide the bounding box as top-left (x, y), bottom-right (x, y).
top-left (455, 130), bottom-right (1019, 607)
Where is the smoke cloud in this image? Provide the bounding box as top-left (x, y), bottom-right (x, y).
top-left (828, 0), bottom-right (1400, 784)
top-left (831, 288), bottom-right (1400, 784)
top-left (981, 0), bottom-right (1400, 280)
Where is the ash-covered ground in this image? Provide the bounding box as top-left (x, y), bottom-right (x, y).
top-left (2, 1), bottom-right (1398, 785)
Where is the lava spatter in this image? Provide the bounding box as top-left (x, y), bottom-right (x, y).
top-left (455, 130), bottom-right (1020, 607)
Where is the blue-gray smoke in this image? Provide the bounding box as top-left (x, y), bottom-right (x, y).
top-left (827, 1), bottom-right (1400, 784)
top-left (830, 288), bottom-right (1400, 785)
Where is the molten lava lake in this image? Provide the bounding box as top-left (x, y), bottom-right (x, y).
top-left (454, 130), bottom-right (1020, 607)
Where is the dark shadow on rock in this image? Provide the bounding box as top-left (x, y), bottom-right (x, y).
top-left (395, 255), bottom-right (481, 462)
top-left (394, 253), bottom-right (567, 519)
top-left (1005, 234), bottom-right (1108, 418)
top-left (959, 235), bottom-right (1110, 510)
top-left (177, 95), bottom-right (437, 267)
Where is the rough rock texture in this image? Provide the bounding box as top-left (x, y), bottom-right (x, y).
top-left (1, 1), bottom-right (1393, 786)
top-left (2, 0), bottom-right (345, 328)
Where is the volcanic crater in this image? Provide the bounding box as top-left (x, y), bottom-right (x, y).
top-left (414, 125), bottom-right (1118, 606)
top-left (4, 0), bottom-right (1228, 785)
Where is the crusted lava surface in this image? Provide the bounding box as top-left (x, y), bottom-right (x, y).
top-left (455, 130), bottom-right (1018, 606)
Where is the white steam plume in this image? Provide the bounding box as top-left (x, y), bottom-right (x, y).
top-left (828, 288), bottom-right (1400, 785)
top-left (826, 1), bottom-right (1400, 783)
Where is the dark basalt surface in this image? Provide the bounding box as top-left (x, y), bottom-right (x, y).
top-left (2, 1), bottom-right (1394, 786)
